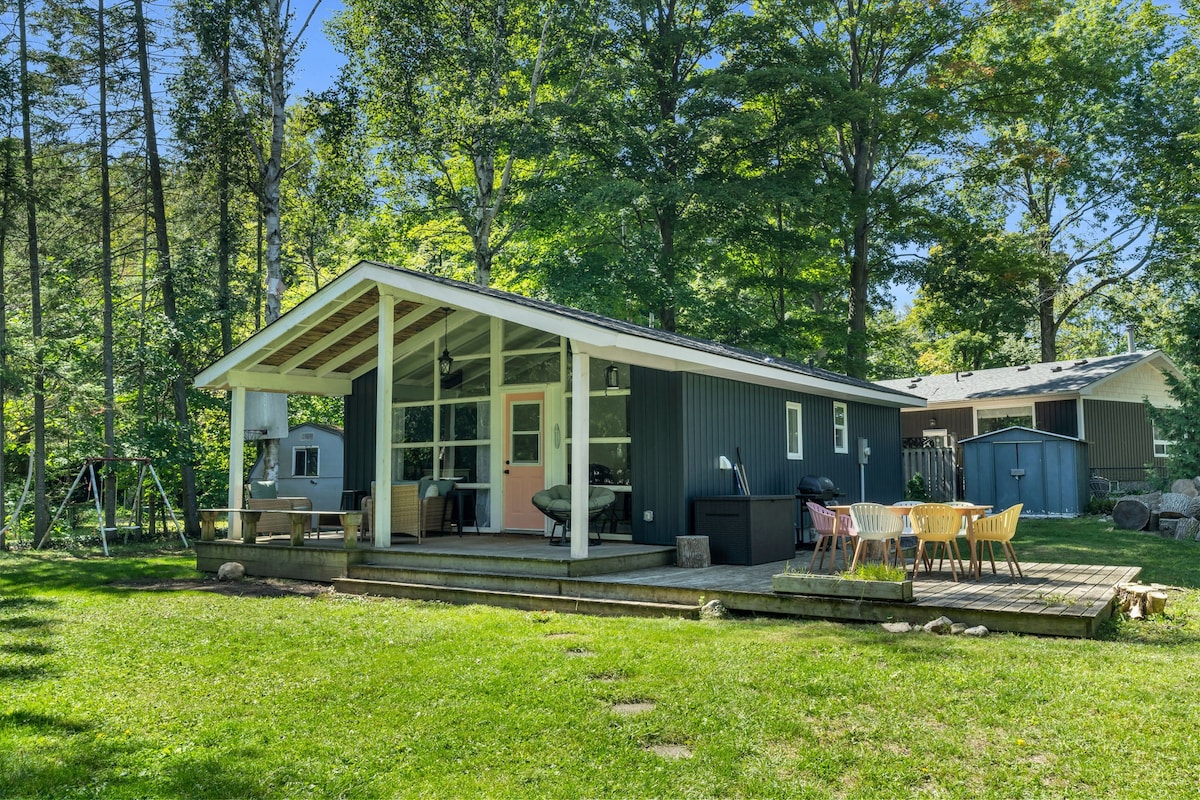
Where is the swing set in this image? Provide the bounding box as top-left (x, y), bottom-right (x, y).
top-left (38, 457), bottom-right (189, 555)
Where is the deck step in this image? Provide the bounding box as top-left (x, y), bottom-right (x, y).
top-left (332, 577), bottom-right (701, 619)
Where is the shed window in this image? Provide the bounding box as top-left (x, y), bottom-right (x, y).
top-left (292, 446), bottom-right (319, 477)
top-left (833, 402), bottom-right (848, 454)
top-left (786, 402), bottom-right (803, 460)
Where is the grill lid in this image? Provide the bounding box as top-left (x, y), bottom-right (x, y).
top-left (796, 475), bottom-right (840, 499)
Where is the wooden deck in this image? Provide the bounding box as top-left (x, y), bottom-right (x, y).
top-left (195, 532), bottom-right (1139, 638)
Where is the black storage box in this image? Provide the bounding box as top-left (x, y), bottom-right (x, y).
top-left (692, 495), bottom-right (796, 565)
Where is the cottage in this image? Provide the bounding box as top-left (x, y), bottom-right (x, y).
top-left (878, 350), bottom-right (1181, 490)
top-left (194, 261), bottom-right (922, 556)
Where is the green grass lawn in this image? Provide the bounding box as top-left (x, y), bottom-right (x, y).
top-left (3, 519), bottom-right (1200, 799)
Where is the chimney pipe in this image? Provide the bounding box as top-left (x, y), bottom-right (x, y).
top-left (1125, 325), bottom-right (1136, 354)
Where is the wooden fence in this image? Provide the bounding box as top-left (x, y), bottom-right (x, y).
top-left (901, 447), bottom-right (957, 501)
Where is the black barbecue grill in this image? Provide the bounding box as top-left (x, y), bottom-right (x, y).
top-left (795, 475), bottom-right (843, 547)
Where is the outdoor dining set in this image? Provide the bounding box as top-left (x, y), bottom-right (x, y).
top-left (805, 500), bottom-right (1025, 581)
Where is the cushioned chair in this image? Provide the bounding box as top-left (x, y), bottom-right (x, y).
top-left (909, 503), bottom-right (966, 581)
top-left (848, 503), bottom-right (906, 571)
top-left (807, 502), bottom-right (856, 573)
top-left (531, 485), bottom-right (615, 546)
top-left (245, 496), bottom-right (313, 537)
top-left (361, 481), bottom-right (450, 544)
top-left (971, 504), bottom-right (1024, 579)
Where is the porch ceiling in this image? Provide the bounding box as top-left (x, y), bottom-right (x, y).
top-left (195, 261), bottom-right (925, 408)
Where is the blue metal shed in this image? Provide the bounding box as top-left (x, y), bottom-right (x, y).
top-left (961, 426), bottom-right (1089, 516)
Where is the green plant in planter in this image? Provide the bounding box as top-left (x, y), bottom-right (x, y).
top-left (840, 562), bottom-right (907, 582)
top-left (905, 473), bottom-right (930, 501)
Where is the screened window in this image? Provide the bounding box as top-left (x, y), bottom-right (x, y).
top-left (833, 401), bottom-right (848, 454)
top-left (292, 447), bottom-right (319, 477)
top-left (786, 402), bottom-right (803, 460)
top-left (1153, 425), bottom-right (1172, 457)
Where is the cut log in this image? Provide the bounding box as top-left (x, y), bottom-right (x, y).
top-left (1147, 591), bottom-right (1168, 615)
top-left (1188, 497), bottom-right (1200, 519)
top-left (1159, 493), bottom-right (1192, 518)
top-left (1113, 498), bottom-right (1152, 531)
top-left (1177, 518), bottom-right (1200, 541)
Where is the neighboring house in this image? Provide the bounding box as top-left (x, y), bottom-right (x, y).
top-left (878, 350), bottom-right (1181, 486)
top-left (194, 261), bottom-right (923, 555)
top-left (248, 422), bottom-right (345, 511)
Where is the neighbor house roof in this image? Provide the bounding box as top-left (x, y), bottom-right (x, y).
top-left (876, 351), bottom-right (1179, 405)
top-left (194, 260), bottom-right (924, 408)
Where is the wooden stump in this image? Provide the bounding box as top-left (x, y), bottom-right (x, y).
top-left (676, 535), bottom-right (712, 568)
top-left (1112, 498), bottom-right (1151, 531)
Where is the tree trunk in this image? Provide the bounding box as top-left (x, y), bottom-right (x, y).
top-left (0, 141), bottom-right (11, 549)
top-left (18, 0), bottom-right (50, 547)
top-left (134, 0), bottom-right (200, 537)
top-left (1112, 498), bottom-right (1151, 531)
top-left (1038, 275), bottom-right (1057, 362)
top-left (218, 40), bottom-right (234, 355)
top-left (99, 0), bottom-right (118, 532)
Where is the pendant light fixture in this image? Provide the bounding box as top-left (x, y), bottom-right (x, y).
top-left (438, 307), bottom-right (454, 376)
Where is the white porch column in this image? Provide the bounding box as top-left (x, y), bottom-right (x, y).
top-left (570, 348), bottom-right (590, 559)
top-left (228, 385), bottom-right (246, 540)
top-left (374, 292), bottom-right (396, 547)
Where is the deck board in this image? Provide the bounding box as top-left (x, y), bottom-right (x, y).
top-left (198, 532), bottom-right (1139, 638)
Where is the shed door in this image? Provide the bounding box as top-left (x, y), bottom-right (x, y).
top-left (994, 442), bottom-right (1047, 515)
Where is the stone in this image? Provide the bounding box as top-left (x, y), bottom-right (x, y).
top-left (699, 599), bottom-right (729, 620)
top-left (217, 562), bottom-right (245, 581)
top-left (882, 622), bottom-right (914, 633)
top-left (963, 625), bottom-right (989, 637)
top-left (923, 615), bottom-right (953, 634)
top-left (1170, 479), bottom-right (1198, 497)
top-left (950, 622), bottom-right (969, 635)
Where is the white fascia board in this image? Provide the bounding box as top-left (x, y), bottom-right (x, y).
top-left (194, 267), bottom-right (375, 389)
top-left (226, 370), bottom-right (353, 396)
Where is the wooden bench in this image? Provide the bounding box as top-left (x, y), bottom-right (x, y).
top-left (200, 508), bottom-right (364, 547)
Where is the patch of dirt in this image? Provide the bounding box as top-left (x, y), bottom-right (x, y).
top-left (646, 744), bottom-right (693, 759)
top-left (611, 701), bottom-right (656, 715)
top-left (111, 577), bottom-right (332, 599)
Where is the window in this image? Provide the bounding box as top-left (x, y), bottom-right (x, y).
top-left (292, 446), bottom-right (319, 477)
top-left (833, 402), bottom-right (848, 454)
top-left (786, 402), bottom-right (803, 460)
top-left (977, 405), bottom-right (1033, 434)
top-left (1154, 425), bottom-right (1172, 457)
top-left (509, 401), bottom-right (542, 465)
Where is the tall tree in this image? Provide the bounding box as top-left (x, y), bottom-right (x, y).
top-left (761, 0), bottom-right (983, 375)
top-left (133, 0), bottom-right (199, 536)
top-left (334, 0), bottom-right (589, 287)
top-left (17, 0), bottom-right (50, 546)
top-left (952, 0), bottom-right (1173, 362)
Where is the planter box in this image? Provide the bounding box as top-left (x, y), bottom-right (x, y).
top-left (771, 572), bottom-right (913, 602)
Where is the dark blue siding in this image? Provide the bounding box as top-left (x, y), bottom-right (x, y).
top-left (1036, 399), bottom-right (1078, 438)
top-left (629, 370), bottom-right (903, 541)
top-left (343, 369), bottom-right (377, 494)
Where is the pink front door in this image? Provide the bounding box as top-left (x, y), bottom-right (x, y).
top-left (504, 392), bottom-right (546, 530)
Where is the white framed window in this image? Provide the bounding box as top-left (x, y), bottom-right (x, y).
top-left (976, 404), bottom-right (1033, 434)
top-left (1153, 425), bottom-right (1172, 457)
top-left (833, 401), bottom-right (848, 454)
top-left (786, 401), bottom-right (803, 460)
top-left (292, 446), bottom-right (319, 477)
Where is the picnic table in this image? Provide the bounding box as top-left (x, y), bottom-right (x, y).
top-left (200, 507), bottom-right (364, 547)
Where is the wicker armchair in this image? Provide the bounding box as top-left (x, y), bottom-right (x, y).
top-left (246, 496), bottom-right (313, 536)
top-left (361, 482), bottom-right (449, 543)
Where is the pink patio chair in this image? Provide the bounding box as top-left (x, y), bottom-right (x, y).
top-left (806, 502), bottom-right (856, 572)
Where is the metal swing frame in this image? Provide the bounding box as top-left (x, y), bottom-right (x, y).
top-left (42, 457), bottom-right (188, 555)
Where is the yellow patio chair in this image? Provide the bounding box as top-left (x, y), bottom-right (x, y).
top-left (971, 504), bottom-right (1024, 579)
top-left (909, 503), bottom-right (966, 581)
top-left (847, 503), bottom-right (905, 571)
